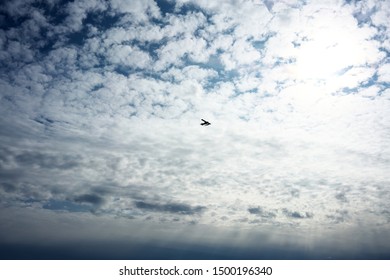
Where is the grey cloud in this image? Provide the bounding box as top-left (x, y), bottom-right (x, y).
top-left (33, 116), bottom-right (55, 127)
top-left (263, 0), bottom-right (274, 12)
top-left (0, 147), bottom-right (11, 166)
top-left (0, 0), bottom-right (36, 18)
top-left (43, 199), bottom-right (91, 213)
top-left (248, 207), bottom-right (277, 219)
top-left (283, 209), bottom-right (314, 219)
top-left (290, 189), bottom-right (300, 198)
top-left (14, 151), bottom-right (81, 170)
top-left (74, 194), bottom-right (105, 206)
top-left (0, 182), bottom-right (52, 204)
top-left (1, 40), bottom-right (35, 66)
top-left (248, 207), bottom-right (262, 214)
top-left (327, 210), bottom-right (350, 224)
top-left (135, 201), bottom-right (206, 215)
top-left (380, 210), bottom-right (390, 223)
top-left (0, 182), bottom-right (16, 193)
top-left (335, 192), bottom-right (349, 203)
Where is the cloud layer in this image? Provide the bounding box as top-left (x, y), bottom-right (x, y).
top-left (1, 0), bottom-right (389, 259)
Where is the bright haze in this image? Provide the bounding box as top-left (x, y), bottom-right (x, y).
top-left (0, 0), bottom-right (389, 259)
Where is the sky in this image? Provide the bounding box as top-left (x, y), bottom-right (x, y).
top-left (0, 0), bottom-right (389, 259)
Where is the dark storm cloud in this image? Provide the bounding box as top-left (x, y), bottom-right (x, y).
top-left (135, 201), bottom-right (206, 215)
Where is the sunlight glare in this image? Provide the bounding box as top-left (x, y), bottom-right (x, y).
top-left (292, 25), bottom-right (363, 84)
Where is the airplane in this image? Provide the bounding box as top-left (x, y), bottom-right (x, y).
top-left (200, 119), bottom-right (211, 126)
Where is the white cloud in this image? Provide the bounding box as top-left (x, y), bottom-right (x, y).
top-left (162, 65), bottom-right (218, 84)
top-left (63, 0), bottom-right (108, 32)
top-left (110, 0), bottom-right (161, 23)
top-left (155, 35), bottom-right (208, 70)
top-left (107, 44), bottom-right (152, 69)
top-left (357, 85), bottom-right (382, 98)
top-left (103, 27), bottom-right (133, 46)
top-left (378, 63), bottom-right (390, 83)
top-left (220, 38), bottom-right (262, 71)
top-left (264, 1), bottom-right (384, 90)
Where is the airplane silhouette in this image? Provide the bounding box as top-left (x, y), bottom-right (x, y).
top-left (200, 119), bottom-right (211, 126)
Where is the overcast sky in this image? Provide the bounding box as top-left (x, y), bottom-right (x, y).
top-left (1, 0), bottom-right (389, 259)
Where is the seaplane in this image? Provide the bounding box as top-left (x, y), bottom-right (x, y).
top-left (200, 119), bottom-right (211, 126)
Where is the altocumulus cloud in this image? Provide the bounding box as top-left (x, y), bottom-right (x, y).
top-left (0, 0), bottom-right (390, 259)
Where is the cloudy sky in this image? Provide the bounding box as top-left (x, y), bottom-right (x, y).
top-left (0, 0), bottom-right (389, 259)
